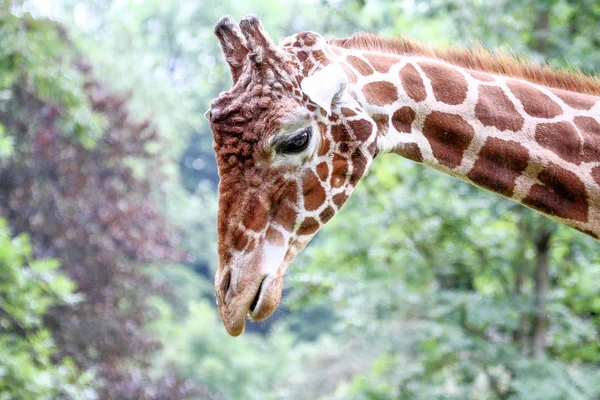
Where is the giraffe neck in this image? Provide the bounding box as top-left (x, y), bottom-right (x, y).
top-left (338, 49), bottom-right (600, 238)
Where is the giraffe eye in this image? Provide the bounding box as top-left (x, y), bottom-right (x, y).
top-left (277, 128), bottom-right (311, 154)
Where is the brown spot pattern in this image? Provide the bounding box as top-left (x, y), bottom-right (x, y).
top-left (347, 55), bottom-right (373, 76)
top-left (312, 50), bottom-right (328, 64)
top-left (573, 116), bottom-right (600, 162)
top-left (363, 53), bottom-right (399, 73)
top-left (475, 86), bottom-right (524, 131)
top-left (300, 33), bottom-right (317, 46)
top-left (340, 64), bottom-right (358, 84)
top-left (232, 227), bottom-right (249, 251)
top-left (298, 217), bottom-right (320, 235)
top-left (468, 70), bottom-right (495, 82)
top-left (422, 112), bottom-right (475, 168)
top-left (507, 81), bottom-right (562, 118)
top-left (399, 64), bottom-right (426, 102)
top-left (391, 107), bottom-right (416, 133)
top-left (349, 153), bottom-right (367, 185)
top-left (273, 203), bottom-right (297, 232)
top-left (523, 163), bottom-right (588, 222)
top-left (316, 162), bottom-right (329, 181)
top-left (552, 89), bottom-right (598, 110)
top-left (243, 199), bottom-right (268, 232)
top-left (372, 114), bottom-right (389, 135)
top-left (368, 140), bottom-right (378, 157)
top-left (266, 226), bottom-right (284, 246)
top-left (342, 107), bottom-right (357, 117)
top-left (419, 61), bottom-right (468, 105)
top-left (302, 59), bottom-right (315, 77)
top-left (535, 122), bottom-right (581, 164)
top-left (318, 138), bottom-right (331, 157)
top-left (333, 192), bottom-right (348, 208)
top-left (467, 138), bottom-right (529, 197)
top-left (296, 51), bottom-right (308, 62)
top-left (396, 143), bottom-right (423, 163)
top-left (302, 170), bottom-right (326, 211)
top-left (282, 180), bottom-right (298, 204)
top-left (348, 119), bottom-right (374, 141)
top-left (318, 122), bottom-right (327, 136)
top-left (330, 154), bottom-right (349, 188)
top-left (331, 124), bottom-right (350, 143)
top-left (319, 206), bottom-right (335, 223)
top-left (362, 81), bottom-right (398, 106)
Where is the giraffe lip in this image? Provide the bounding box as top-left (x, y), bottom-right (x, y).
top-left (217, 274), bottom-right (283, 336)
top-left (249, 276), bottom-right (266, 314)
top-left (248, 275), bottom-right (282, 321)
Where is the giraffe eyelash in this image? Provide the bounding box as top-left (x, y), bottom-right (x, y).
top-left (274, 127), bottom-right (312, 155)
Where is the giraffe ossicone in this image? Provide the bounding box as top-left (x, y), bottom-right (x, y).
top-left (208, 15), bottom-right (600, 336)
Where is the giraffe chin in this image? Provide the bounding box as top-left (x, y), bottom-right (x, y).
top-left (218, 275), bottom-right (283, 337)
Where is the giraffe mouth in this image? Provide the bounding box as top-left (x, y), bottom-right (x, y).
top-left (215, 270), bottom-right (283, 336)
top-left (249, 276), bottom-right (266, 315)
top-left (248, 275), bottom-right (281, 321)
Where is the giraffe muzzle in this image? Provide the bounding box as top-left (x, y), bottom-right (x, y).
top-left (215, 265), bottom-right (283, 336)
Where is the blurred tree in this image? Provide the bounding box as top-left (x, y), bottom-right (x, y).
top-left (291, 159), bottom-right (600, 399)
top-left (413, 0), bottom-right (600, 69)
top-left (0, 218), bottom-right (94, 399)
top-left (0, 10), bottom-right (197, 399)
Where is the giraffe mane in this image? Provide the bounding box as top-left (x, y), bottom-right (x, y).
top-left (328, 33), bottom-right (600, 96)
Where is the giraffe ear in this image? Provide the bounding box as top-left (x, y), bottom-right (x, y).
top-left (301, 63), bottom-right (348, 115)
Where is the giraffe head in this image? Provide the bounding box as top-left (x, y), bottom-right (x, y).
top-left (208, 15), bottom-right (377, 335)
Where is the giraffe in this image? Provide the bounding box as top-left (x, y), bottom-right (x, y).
top-left (208, 15), bottom-right (600, 336)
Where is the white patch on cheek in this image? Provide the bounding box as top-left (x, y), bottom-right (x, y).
top-left (261, 242), bottom-right (287, 277)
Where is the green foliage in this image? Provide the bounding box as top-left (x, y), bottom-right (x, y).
top-left (0, 12), bottom-right (103, 147)
top-left (152, 295), bottom-right (296, 399)
top-left (410, 0), bottom-right (600, 71)
top-left (0, 123), bottom-right (13, 161)
top-left (292, 159), bottom-right (600, 399)
top-left (0, 218), bottom-right (94, 399)
top-left (0, 7), bottom-right (197, 398)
